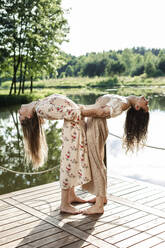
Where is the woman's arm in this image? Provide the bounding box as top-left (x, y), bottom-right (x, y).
top-left (80, 105), bottom-right (111, 118)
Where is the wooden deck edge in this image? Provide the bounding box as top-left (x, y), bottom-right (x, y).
top-left (110, 195), bottom-right (165, 219)
top-left (0, 181), bottom-right (60, 200)
top-left (1, 173), bottom-right (165, 201)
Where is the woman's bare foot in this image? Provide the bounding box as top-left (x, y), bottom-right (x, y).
top-left (60, 204), bottom-right (82, 214)
top-left (69, 187), bottom-right (89, 204)
top-left (82, 204), bottom-right (104, 215)
top-left (87, 197), bottom-right (108, 204)
top-left (69, 195), bottom-right (88, 204)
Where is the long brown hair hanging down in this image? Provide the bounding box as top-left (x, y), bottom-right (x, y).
top-left (123, 106), bottom-right (150, 152)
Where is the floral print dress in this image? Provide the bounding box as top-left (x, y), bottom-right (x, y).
top-left (35, 94), bottom-right (91, 189)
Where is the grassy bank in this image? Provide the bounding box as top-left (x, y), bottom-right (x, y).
top-left (2, 75), bottom-right (165, 89)
top-left (0, 75), bottom-right (165, 107)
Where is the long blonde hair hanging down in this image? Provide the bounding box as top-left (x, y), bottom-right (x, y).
top-left (21, 111), bottom-right (48, 169)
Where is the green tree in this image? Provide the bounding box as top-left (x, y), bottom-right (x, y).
top-left (144, 51), bottom-right (157, 77)
top-left (65, 65), bottom-right (74, 77)
top-left (131, 54), bottom-right (144, 76)
top-left (105, 60), bottom-right (125, 75)
top-left (158, 56), bottom-right (165, 73)
top-left (121, 49), bottom-right (134, 75)
top-left (144, 62), bottom-right (156, 77)
top-left (0, 0), bottom-right (69, 95)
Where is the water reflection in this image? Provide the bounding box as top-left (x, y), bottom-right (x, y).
top-left (0, 106), bottom-right (61, 194)
top-left (0, 93), bottom-right (165, 194)
top-left (107, 97), bottom-right (165, 187)
top-left (107, 110), bottom-right (165, 187)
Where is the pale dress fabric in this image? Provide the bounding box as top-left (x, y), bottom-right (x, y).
top-left (83, 94), bottom-right (128, 197)
top-left (35, 94), bottom-right (91, 189)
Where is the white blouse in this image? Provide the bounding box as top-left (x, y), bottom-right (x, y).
top-left (96, 94), bottom-right (128, 118)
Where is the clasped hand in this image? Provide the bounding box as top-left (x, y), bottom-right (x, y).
top-left (94, 105), bottom-right (111, 118)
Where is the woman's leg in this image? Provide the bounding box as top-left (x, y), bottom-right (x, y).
top-left (69, 187), bottom-right (88, 203)
top-left (60, 188), bottom-right (82, 214)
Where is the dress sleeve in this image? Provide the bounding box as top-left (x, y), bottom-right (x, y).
top-left (96, 94), bottom-right (127, 118)
top-left (106, 95), bottom-right (127, 118)
top-left (35, 96), bottom-right (81, 122)
top-left (108, 103), bottom-right (123, 117)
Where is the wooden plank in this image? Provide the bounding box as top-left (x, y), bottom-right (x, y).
top-left (0, 206), bottom-right (21, 217)
top-left (13, 187), bottom-right (61, 202)
top-left (131, 191), bottom-right (165, 203)
top-left (69, 205), bottom-right (131, 228)
top-left (146, 197), bottom-right (165, 207)
top-left (146, 223), bottom-right (165, 235)
top-left (96, 215), bottom-right (155, 240)
top-left (0, 224), bottom-right (60, 246)
top-left (156, 231), bottom-right (165, 240)
top-left (136, 218), bottom-right (165, 232)
top-left (128, 236), bottom-right (163, 248)
top-left (0, 220), bottom-right (48, 239)
top-left (0, 230), bottom-right (68, 248)
top-left (105, 228), bottom-right (140, 244)
top-left (37, 235), bottom-right (80, 248)
top-left (109, 183), bottom-right (142, 195)
top-left (23, 197), bottom-right (61, 208)
top-left (152, 241), bottom-right (165, 247)
top-left (86, 223), bottom-right (119, 235)
top-left (0, 181), bottom-right (59, 200)
top-left (34, 201), bottom-right (59, 211)
top-left (60, 240), bottom-right (90, 248)
top-left (108, 181), bottom-right (134, 191)
top-left (23, 190), bottom-right (85, 208)
top-left (138, 192), bottom-right (165, 204)
top-left (110, 195), bottom-right (165, 219)
top-left (0, 200), bottom-right (12, 211)
top-left (0, 216), bottom-right (40, 232)
top-left (0, 208), bottom-right (25, 221)
top-left (94, 213), bottom-right (154, 240)
top-left (0, 213), bottom-right (34, 226)
top-left (14, 191), bottom-right (61, 203)
top-left (0, 199), bottom-right (9, 207)
top-left (115, 232), bottom-right (152, 248)
top-left (113, 185), bottom-right (147, 197)
top-left (78, 208), bottom-right (138, 233)
top-left (123, 214), bottom-right (158, 229)
top-left (153, 202), bottom-right (165, 210)
top-left (111, 211), bottom-right (148, 226)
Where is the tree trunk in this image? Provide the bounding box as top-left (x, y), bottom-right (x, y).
top-left (9, 49), bottom-right (16, 95)
top-left (9, 67), bottom-right (17, 95)
top-left (30, 76), bottom-right (33, 93)
top-left (18, 56), bottom-right (23, 95)
top-left (22, 50), bottom-right (29, 94)
top-left (10, 47), bottom-right (21, 95)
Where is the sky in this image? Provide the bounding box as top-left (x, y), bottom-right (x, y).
top-left (61, 0), bottom-right (165, 56)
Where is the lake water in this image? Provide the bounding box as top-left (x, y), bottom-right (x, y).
top-left (0, 92), bottom-right (165, 194)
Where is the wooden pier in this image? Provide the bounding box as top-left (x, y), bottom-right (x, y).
top-left (1, 174), bottom-right (165, 248)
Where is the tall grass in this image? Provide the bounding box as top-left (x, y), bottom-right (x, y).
top-left (1, 75), bottom-right (165, 107)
